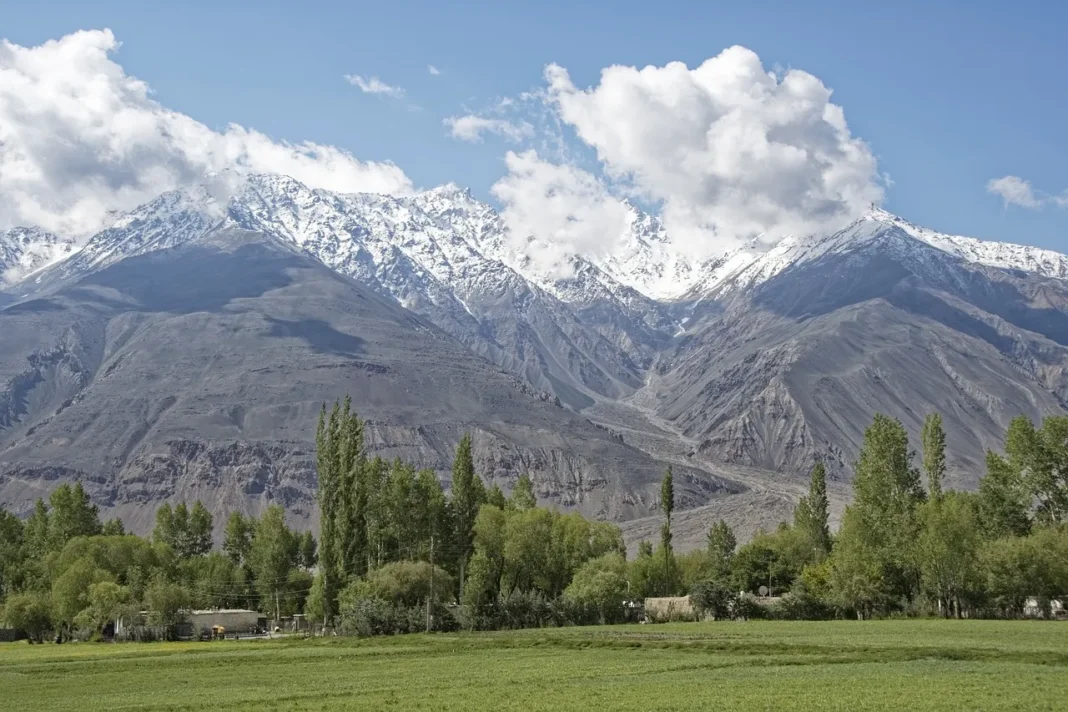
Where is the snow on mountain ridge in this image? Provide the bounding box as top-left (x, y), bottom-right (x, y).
top-left (7, 173), bottom-right (1066, 308)
top-left (0, 226), bottom-right (79, 286)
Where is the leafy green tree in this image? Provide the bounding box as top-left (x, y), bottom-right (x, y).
top-left (690, 578), bottom-right (737, 620)
top-left (450, 433), bottom-right (486, 592)
top-left (794, 462), bottom-right (832, 556)
top-left (315, 402), bottom-right (341, 625)
top-left (922, 413), bottom-right (947, 501)
top-left (249, 505), bottom-right (297, 622)
top-left (2, 591), bottom-right (52, 642)
top-left (564, 553), bottom-right (628, 624)
top-left (977, 451), bottom-right (1031, 537)
top-left (486, 484), bottom-right (508, 510)
top-left (74, 581), bottom-right (131, 635)
top-left (144, 576), bottom-right (191, 633)
top-left (829, 414), bottom-right (924, 610)
top-left (187, 502), bottom-right (213, 558)
top-left (47, 483), bottom-right (101, 550)
top-left (706, 520), bottom-right (737, 580)
top-left (0, 507), bottom-right (26, 598)
top-left (731, 524), bottom-right (811, 595)
top-left (510, 473), bottom-right (537, 511)
top-left (153, 503), bottom-right (176, 549)
top-left (23, 499), bottom-right (51, 561)
top-left (101, 519), bottom-right (126, 536)
top-left (919, 492), bottom-right (982, 617)
top-left (298, 530), bottom-right (318, 569)
top-left (51, 557), bottom-right (113, 633)
top-left (660, 466), bottom-right (674, 521)
top-left (223, 512), bottom-right (254, 565)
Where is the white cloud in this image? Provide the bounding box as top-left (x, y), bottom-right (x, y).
top-left (427, 65), bottom-right (441, 76)
top-left (0, 30), bottom-right (413, 235)
top-left (499, 46), bottom-right (884, 259)
top-left (343, 74), bottom-right (405, 98)
top-left (491, 150), bottom-right (629, 276)
top-left (986, 175), bottom-right (1041, 208)
top-left (986, 175), bottom-right (1065, 209)
top-left (445, 115), bottom-right (534, 143)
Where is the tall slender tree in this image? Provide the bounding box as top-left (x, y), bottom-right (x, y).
top-left (315, 402), bottom-right (341, 626)
top-left (450, 433), bottom-right (485, 593)
top-left (922, 413), bottom-right (947, 502)
top-left (794, 461), bottom-right (832, 555)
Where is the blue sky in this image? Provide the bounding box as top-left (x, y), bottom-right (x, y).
top-left (2, 0), bottom-right (1065, 250)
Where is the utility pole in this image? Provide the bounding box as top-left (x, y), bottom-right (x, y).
top-left (426, 535), bottom-right (434, 634)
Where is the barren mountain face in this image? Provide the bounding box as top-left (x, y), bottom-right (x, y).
top-left (2, 175), bottom-right (1066, 542)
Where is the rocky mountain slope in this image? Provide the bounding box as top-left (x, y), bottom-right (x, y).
top-left (2, 174), bottom-right (1067, 536)
top-left (0, 224), bottom-right (736, 532)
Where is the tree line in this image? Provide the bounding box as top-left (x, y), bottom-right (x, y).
top-left (0, 483), bottom-right (317, 642)
top-left (671, 412), bottom-right (1068, 620)
top-left (3, 405), bottom-right (1066, 641)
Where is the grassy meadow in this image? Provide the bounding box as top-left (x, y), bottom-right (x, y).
top-left (2, 620), bottom-right (1066, 710)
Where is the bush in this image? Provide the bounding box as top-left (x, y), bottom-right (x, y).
top-left (690, 579), bottom-right (736, 620)
top-left (564, 553), bottom-right (628, 624)
top-left (731, 593), bottom-right (767, 621)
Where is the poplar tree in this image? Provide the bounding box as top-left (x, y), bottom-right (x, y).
top-left (922, 413), bottom-right (947, 501)
top-left (794, 461), bottom-right (831, 555)
top-left (450, 433), bottom-right (485, 592)
top-left (315, 402), bottom-right (341, 626)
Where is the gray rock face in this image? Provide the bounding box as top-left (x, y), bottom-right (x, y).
top-left (0, 226), bottom-right (734, 533)
top-left (4, 177), bottom-right (1068, 547)
top-left (645, 225), bottom-right (1068, 488)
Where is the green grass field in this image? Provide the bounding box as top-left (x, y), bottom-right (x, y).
top-left (2, 621), bottom-right (1066, 710)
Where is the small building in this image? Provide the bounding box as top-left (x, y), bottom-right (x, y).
top-left (184, 609), bottom-right (263, 638)
top-left (643, 596), bottom-right (696, 622)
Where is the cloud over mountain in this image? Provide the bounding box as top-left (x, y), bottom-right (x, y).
top-left (0, 29), bottom-right (413, 236)
top-left (494, 46), bottom-right (884, 264)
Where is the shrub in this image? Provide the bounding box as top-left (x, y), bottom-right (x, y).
top-left (690, 579), bottom-right (737, 620)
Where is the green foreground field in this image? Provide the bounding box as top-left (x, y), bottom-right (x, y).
top-left (2, 620), bottom-right (1066, 710)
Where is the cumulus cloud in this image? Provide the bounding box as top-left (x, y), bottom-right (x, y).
top-left (0, 30), bottom-right (413, 235)
top-left (498, 46), bottom-right (885, 260)
top-left (427, 65), bottom-right (441, 76)
top-left (986, 175), bottom-right (1064, 209)
top-left (445, 115), bottom-right (534, 143)
top-left (343, 74), bottom-right (405, 98)
top-left (491, 150), bottom-right (629, 276)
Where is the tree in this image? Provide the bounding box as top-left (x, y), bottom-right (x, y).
top-left (564, 553), bottom-right (628, 624)
top-left (223, 512), bottom-right (254, 565)
top-left (153, 503), bottom-right (176, 549)
top-left (315, 401), bottom-right (342, 626)
top-left (48, 482), bottom-right (101, 549)
top-left (144, 577), bottom-right (191, 634)
top-left (102, 519), bottom-right (126, 536)
top-left (0, 507), bottom-right (25, 598)
top-left (690, 578), bottom-right (737, 620)
top-left (919, 492), bottom-right (982, 617)
top-left (486, 484), bottom-right (508, 510)
top-left (510, 473), bottom-right (537, 511)
top-left (660, 466), bottom-right (674, 522)
top-left (75, 581), bottom-right (131, 635)
top-left (450, 433), bottom-right (485, 592)
top-left (187, 502), bottom-right (213, 558)
top-left (977, 451), bottom-right (1031, 538)
top-left (706, 520), bottom-right (737, 581)
top-left (51, 557), bottom-right (113, 633)
top-left (2, 591), bottom-right (52, 642)
top-left (922, 413), bottom-right (947, 501)
top-left (659, 466), bottom-right (676, 582)
top-left (298, 531), bottom-right (318, 569)
top-left (794, 462), bottom-right (831, 556)
top-left (249, 505), bottom-right (297, 622)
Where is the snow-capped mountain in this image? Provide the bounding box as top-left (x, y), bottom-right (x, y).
top-left (0, 226), bottom-right (78, 286)
top-left (4, 170), bottom-right (1068, 533)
